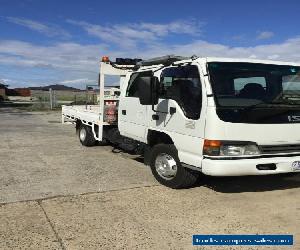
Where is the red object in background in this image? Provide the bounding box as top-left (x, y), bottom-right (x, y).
top-left (14, 88), bottom-right (31, 97)
top-left (104, 102), bottom-right (118, 124)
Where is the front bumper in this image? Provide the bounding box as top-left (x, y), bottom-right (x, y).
top-left (202, 155), bottom-right (300, 176)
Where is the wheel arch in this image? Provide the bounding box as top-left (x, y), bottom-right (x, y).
top-left (148, 143), bottom-right (199, 188)
top-left (76, 119), bottom-right (97, 136)
top-left (75, 119), bottom-right (82, 134)
top-left (147, 129), bottom-right (174, 147)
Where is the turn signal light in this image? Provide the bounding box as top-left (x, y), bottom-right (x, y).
top-left (102, 56), bottom-right (110, 62)
top-left (203, 139), bottom-right (221, 156)
top-left (203, 140), bottom-right (261, 156)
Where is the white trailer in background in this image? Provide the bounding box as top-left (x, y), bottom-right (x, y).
top-left (62, 55), bottom-right (300, 188)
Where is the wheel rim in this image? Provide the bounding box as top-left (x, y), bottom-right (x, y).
top-left (79, 127), bottom-right (86, 141)
top-left (155, 153), bottom-right (177, 180)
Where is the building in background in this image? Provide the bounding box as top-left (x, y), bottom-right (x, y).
top-left (0, 83), bottom-right (8, 101)
top-left (14, 88), bottom-right (31, 97)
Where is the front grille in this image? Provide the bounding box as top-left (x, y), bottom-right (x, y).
top-left (260, 144), bottom-right (300, 154)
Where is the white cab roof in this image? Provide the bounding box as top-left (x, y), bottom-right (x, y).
top-left (203, 57), bottom-right (300, 66)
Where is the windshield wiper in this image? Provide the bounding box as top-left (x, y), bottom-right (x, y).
top-left (269, 99), bottom-right (299, 105)
top-left (241, 102), bottom-right (274, 112)
top-left (240, 99), bottom-right (299, 113)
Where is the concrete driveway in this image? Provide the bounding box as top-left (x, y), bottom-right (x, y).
top-left (0, 107), bottom-right (299, 249)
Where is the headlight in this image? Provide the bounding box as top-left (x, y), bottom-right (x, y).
top-left (220, 144), bottom-right (260, 156)
top-left (203, 140), bottom-right (260, 156)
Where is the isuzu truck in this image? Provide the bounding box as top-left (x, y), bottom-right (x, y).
top-left (62, 55), bottom-right (300, 188)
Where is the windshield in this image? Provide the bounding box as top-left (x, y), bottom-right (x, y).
top-left (207, 62), bottom-right (300, 123)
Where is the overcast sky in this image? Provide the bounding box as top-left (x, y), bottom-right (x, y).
top-left (1, 0), bottom-right (300, 88)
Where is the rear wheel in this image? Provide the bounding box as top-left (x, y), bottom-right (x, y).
top-left (149, 144), bottom-right (199, 188)
top-left (79, 125), bottom-right (96, 147)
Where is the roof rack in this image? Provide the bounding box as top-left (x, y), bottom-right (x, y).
top-left (137, 55), bottom-right (189, 67)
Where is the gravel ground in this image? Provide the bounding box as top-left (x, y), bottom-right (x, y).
top-left (0, 107), bottom-right (299, 250)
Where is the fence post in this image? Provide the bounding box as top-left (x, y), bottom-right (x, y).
top-left (49, 88), bottom-right (53, 110)
top-left (53, 90), bottom-right (56, 108)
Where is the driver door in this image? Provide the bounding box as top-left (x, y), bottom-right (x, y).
top-left (118, 71), bottom-right (152, 142)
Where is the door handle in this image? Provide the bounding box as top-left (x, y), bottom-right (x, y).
top-left (152, 114), bottom-right (159, 120)
top-left (169, 107), bottom-right (176, 115)
top-left (122, 110), bottom-right (126, 115)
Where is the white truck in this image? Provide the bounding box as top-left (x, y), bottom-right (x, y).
top-left (62, 55), bottom-right (300, 188)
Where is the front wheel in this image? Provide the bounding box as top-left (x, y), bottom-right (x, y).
top-left (149, 144), bottom-right (199, 188)
top-left (79, 125), bottom-right (96, 147)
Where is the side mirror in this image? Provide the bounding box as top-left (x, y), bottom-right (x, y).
top-left (137, 76), bottom-right (159, 105)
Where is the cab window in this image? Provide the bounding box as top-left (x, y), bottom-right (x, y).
top-left (126, 71), bottom-right (152, 97)
top-left (234, 77), bottom-right (266, 94)
top-left (160, 65), bottom-right (202, 120)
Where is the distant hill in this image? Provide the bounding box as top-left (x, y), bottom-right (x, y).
top-left (29, 84), bottom-right (82, 91)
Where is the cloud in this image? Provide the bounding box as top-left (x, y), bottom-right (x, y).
top-left (138, 20), bottom-right (203, 36)
top-left (0, 78), bottom-right (14, 84)
top-left (0, 78), bottom-right (7, 85)
top-left (2, 36), bottom-right (300, 73)
top-left (6, 17), bottom-right (71, 38)
top-left (59, 78), bottom-right (95, 85)
top-left (2, 36), bottom-right (300, 77)
top-left (67, 19), bottom-right (204, 48)
top-left (256, 31), bottom-right (274, 40)
top-left (0, 78), bottom-right (21, 87)
top-left (1, 19), bottom-right (300, 88)
top-left (0, 40), bottom-right (108, 71)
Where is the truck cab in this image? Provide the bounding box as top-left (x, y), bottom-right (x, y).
top-left (62, 56), bottom-right (300, 188)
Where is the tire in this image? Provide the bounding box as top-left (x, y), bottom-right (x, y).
top-left (281, 172), bottom-right (300, 178)
top-left (149, 144), bottom-right (199, 189)
top-left (96, 138), bottom-right (109, 146)
top-left (79, 125), bottom-right (96, 147)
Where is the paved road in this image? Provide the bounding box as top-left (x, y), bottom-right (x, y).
top-left (0, 107), bottom-right (299, 249)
